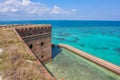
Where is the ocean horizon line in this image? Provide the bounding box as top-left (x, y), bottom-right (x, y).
top-left (0, 20), bottom-right (120, 22)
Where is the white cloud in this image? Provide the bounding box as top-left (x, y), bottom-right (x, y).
top-left (0, 0), bottom-right (20, 13)
top-left (51, 5), bottom-right (61, 14)
top-left (22, 0), bottom-right (31, 6)
top-left (71, 9), bottom-right (77, 12)
top-left (0, 0), bottom-right (76, 16)
top-left (50, 5), bottom-right (76, 15)
top-left (11, 8), bottom-right (18, 12)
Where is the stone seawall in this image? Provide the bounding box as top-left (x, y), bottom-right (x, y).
top-left (58, 44), bottom-right (120, 75)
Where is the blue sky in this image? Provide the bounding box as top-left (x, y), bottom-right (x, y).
top-left (0, 0), bottom-right (120, 20)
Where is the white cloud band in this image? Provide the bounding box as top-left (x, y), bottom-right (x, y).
top-left (0, 0), bottom-right (76, 16)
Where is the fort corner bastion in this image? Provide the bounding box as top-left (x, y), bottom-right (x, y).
top-left (1, 24), bottom-right (52, 63)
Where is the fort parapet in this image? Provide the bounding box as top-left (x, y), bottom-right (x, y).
top-left (0, 24), bottom-right (52, 63)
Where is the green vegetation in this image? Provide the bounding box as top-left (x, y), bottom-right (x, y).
top-left (0, 28), bottom-right (51, 80)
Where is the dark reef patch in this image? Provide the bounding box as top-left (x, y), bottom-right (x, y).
top-left (101, 47), bottom-right (109, 50)
top-left (71, 40), bottom-right (78, 43)
top-left (74, 37), bottom-right (79, 41)
top-left (54, 37), bottom-right (66, 40)
top-left (101, 32), bottom-right (106, 35)
top-left (117, 36), bottom-right (120, 38)
top-left (59, 33), bottom-right (71, 37)
top-left (80, 44), bottom-right (85, 47)
top-left (114, 48), bottom-right (120, 53)
top-left (92, 47), bottom-right (109, 50)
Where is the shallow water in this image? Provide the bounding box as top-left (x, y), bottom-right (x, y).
top-left (45, 48), bottom-right (120, 80)
top-left (52, 26), bottom-right (120, 66)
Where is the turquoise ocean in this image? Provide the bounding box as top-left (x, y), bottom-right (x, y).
top-left (0, 20), bottom-right (120, 66)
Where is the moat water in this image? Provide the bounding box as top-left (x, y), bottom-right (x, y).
top-left (0, 20), bottom-right (120, 66)
top-left (45, 47), bottom-right (120, 80)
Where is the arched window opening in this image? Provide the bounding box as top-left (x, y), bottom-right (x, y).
top-left (41, 42), bottom-right (44, 46)
top-left (29, 44), bottom-right (33, 49)
top-left (41, 55), bottom-right (44, 59)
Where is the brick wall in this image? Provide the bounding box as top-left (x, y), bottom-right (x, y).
top-left (15, 24), bottom-right (52, 63)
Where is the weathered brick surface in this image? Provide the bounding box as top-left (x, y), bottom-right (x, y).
top-left (15, 25), bottom-right (52, 63)
top-left (25, 36), bottom-right (51, 62)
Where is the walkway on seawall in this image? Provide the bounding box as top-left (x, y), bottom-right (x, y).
top-left (58, 44), bottom-right (120, 75)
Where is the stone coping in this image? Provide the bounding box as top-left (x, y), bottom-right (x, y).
top-left (58, 44), bottom-right (120, 75)
top-left (0, 24), bottom-right (51, 29)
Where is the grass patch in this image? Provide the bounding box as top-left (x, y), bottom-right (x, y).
top-left (0, 63), bottom-right (9, 71)
top-left (0, 53), bottom-right (8, 59)
top-left (0, 28), bottom-right (52, 80)
top-left (23, 53), bottom-right (36, 61)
